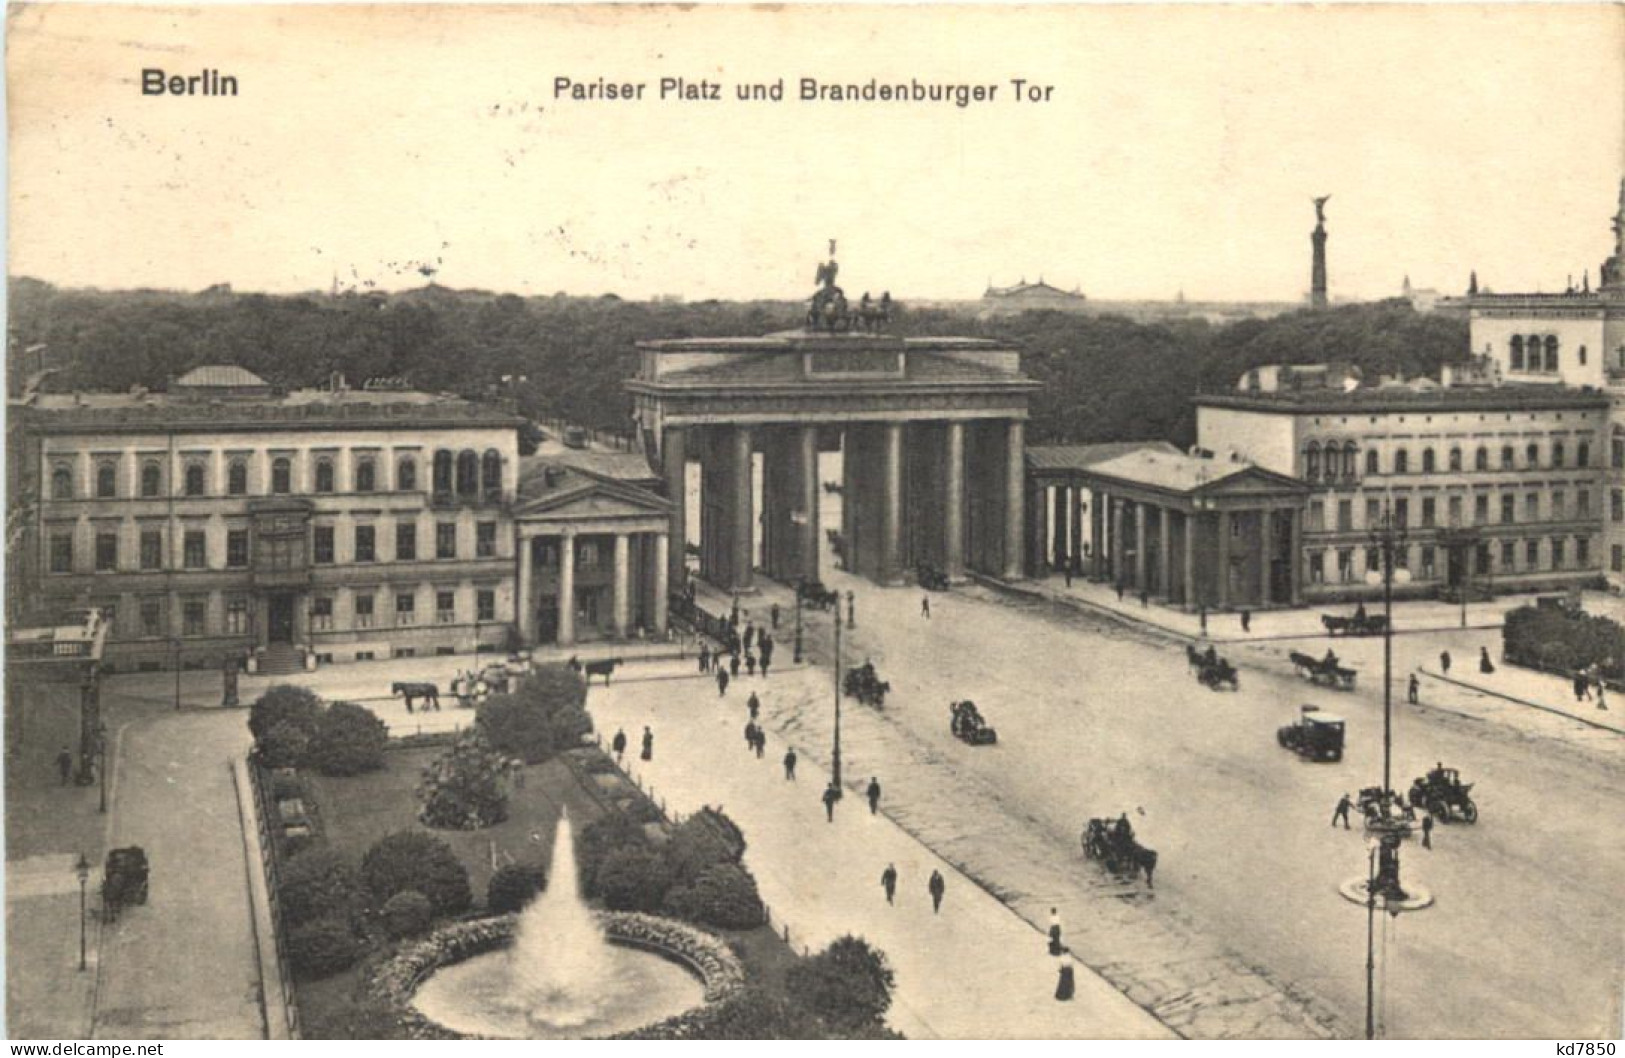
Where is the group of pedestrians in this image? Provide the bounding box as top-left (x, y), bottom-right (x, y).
top-left (700, 623), bottom-right (778, 695)
top-left (609, 725), bottom-right (654, 763)
top-left (1572, 666), bottom-right (1610, 710)
top-left (877, 862), bottom-right (947, 914)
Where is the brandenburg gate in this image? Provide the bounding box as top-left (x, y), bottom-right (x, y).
top-left (627, 265), bottom-right (1039, 593)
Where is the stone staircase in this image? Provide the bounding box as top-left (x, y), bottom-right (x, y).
top-left (257, 643), bottom-right (305, 676)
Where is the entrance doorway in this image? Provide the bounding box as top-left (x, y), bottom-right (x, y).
top-left (536, 596), bottom-right (558, 645)
top-left (268, 594), bottom-right (296, 643)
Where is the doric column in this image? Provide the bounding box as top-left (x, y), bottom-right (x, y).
top-left (663, 426), bottom-right (687, 591)
top-left (517, 532), bottom-right (535, 644)
top-left (1092, 490), bottom-right (1106, 580)
top-left (653, 533), bottom-right (670, 633)
top-left (1184, 511), bottom-right (1199, 610)
top-left (1217, 511), bottom-right (1232, 609)
top-left (1111, 497), bottom-right (1126, 586)
top-left (800, 425), bottom-right (821, 583)
top-left (1070, 486), bottom-right (1084, 572)
top-left (881, 422), bottom-right (903, 583)
top-left (1158, 506), bottom-right (1172, 598)
top-left (1134, 502), bottom-right (1148, 591)
top-left (944, 421), bottom-right (965, 581)
top-left (1258, 510), bottom-right (1273, 606)
top-left (732, 426), bottom-right (754, 590)
top-left (1289, 508), bottom-right (1303, 604)
top-left (558, 530), bottom-right (576, 647)
top-left (1003, 420), bottom-right (1026, 579)
top-left (612, 532), bottom-right (630, 636)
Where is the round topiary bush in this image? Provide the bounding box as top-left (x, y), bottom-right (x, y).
top-left (475, 666), bottom-right (593, 764)
top-left (595, 846), bottom-right (672, 913)
top-left (278, 848), bottom-right (363, 928)
top-left (249, 685), bottom-right (324, 751)
top-left (308, 701), bottom-right (388, 776)
top-left (361, 831), bottom-right (472, 917)
top-left (578, 813), bottom-right (650, 899)
top-left (663, 863), bottom-right (766, 930)
top-left (380, 890), bottom-right (434, 940)
top-left (784, 935), bottom-right (895, 1032)
top-left (287, 914), bottom-right (364, 979)
top-left (485, 862), bottom-right (547, 914)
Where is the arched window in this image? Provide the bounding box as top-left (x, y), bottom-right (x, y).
top-left (228, 459), bottom-right (248, 495)
top-left (1544, 335), bottom-right (1559, 372)
top-left (1526, 443), bottom-right (1540, 468)
top-left (433, 450), bottom-right (454, 494)
top-left (314, 458), bottom-right (334, 493)
top-left (1578, 441), bottom-right (1590, 468)
top-left (51, 464), bottom-right (73, 500)
top-left (1502, 445), bottom-right (1515, 469)
top-left (1510, 335), bottom-right (1525, 371)
top-left (1304, 441), bottom-right (1321, 481)
top-left (96, 463), bottom-right (116, 498)
top-left (1552, 441), bottom-right (1566, 468)
top-left (1342, 442), bottom-right (1358, 479)
top-left (397, 456), bottom-right (417, 492)
top-left (271, 457), bottom-right (291, 495)
top-left (141, 462), bottom-right (162, 497)
top-left (1448, 448), bottom-right (1462, 472)
top-left (1475, 447), bottom-right (1489, 471)
top-left (456, 450), bottom-right (479, 497)
top-left (355, 458), bottom-right (376, 493)
top-left (1365, 449), bottom-right (1380, 475)
top-left (481, 450), bottom-right (502, 498)
top-left (1422, 449), bottom-right (1436, 474)
top-left (1394, 449), bottom-right (1409, 474)
top-left (184, 463), bottom-right (206, 497)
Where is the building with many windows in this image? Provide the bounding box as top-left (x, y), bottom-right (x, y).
top-left (15, 368), bottom-right (524, 672)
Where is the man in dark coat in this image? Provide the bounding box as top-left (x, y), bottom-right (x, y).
top-left (1332, 792), bottom-right (1353, 829)
top-left (1408, 674), bottom-right (1420, 704)
top-left (822, 782), bottom-right (840, 822)
top-left (771, 603), bottom-right (780, 629)
top-left (640, 727), bottom-right (654, 762)
top-left (928, 869), bottom-right (946, 913)
top-left (783, 747), bottom-right (797, 780)
top-left (717, 667), bottom-right (730, 697)
top-left (1421, 813), bottom-right (1434, 850)
top-left (881, 863), bottom-right (898, 905)
top-left (730, 652), bottom-right (741, 678)
top-left (611, 728), bottom-right (627, 762)
top-left (698, 643), bottom-right (710, 673)
top-left (748, 692), bottom-right (761, 720)
top-left (866, 776), bottom-right (882, 815)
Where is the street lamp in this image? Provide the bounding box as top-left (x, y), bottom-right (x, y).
top-left (794, 591), bottom-right (804, 664)
top-left (96, 723), bottom-right (108, 815)
top-left (831, 603), bottom-right (843, 798)
top-left (172, 637), bottom-right (182, 711)
top-left (1363, 503), bottom-right (1411, 794)
top-left (74, 853), bottom-right (91, 972)
top-left (1364, 838), bottom-right (1378, 1040)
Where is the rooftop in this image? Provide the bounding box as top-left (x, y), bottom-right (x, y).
top-left (1087, 448), bottom-right (1257, 494)
top-left (1027, 440), bottom-right (1181, 473)
top-left (1194, 383), bottom-right (1610, 414)
top-left (172, 364), bottom-right (270, 389)
top-left (21, 385), bottom-right (524, 433)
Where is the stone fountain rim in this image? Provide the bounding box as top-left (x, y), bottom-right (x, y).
top-left (372, 910), bottom-right (747, 1040)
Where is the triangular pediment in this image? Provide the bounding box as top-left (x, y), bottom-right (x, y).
top-left (514, 474), bottom-right (671, 521)
top-left (1196, 465), bottom-right (1309, 496)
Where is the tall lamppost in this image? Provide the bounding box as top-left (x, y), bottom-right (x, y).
top-left (793, 591), bottom-right (804, 664)
top-left (74, 853), bottom-right (91, 971)
top-left (830, 603), bottom-right (843, 798)
top-left (1364, 838), bottom-right (1378, 1040)
top-left (172, 637), bottom-right (182, 711)
top-left (1364, 503), bottom-right (1410, 794)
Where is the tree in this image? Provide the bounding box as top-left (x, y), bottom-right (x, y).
top-left (286, 915), bottom-right (364, 979)
top-left (486, 862), bottom-right (548, 914)
top-left (663, 863), bottom-right (766, 929)
top-left (785, 936), bottom-right (896, 1031)
top-left (277, 848), bottom-right (363, 928)
top-left (257, 720), bottom-right (312, 769)
top-left (360, 831), bottom-right (472, 917)
top-left (307, 701), bottom-right (388, 776)
top-left (379, 890), bottom-right (433, 939)
top-left (249, 685), bottom-right (323, 747)
top-left (476, 665), bottom-right (592, 763)
top-left (577, 813), bottom-right (649, 899)
top-left (416, 730), bottom-right (510, 830)
top-left (594, 846), bottom-right (672, 913)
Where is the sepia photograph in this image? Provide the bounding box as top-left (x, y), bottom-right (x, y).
top-left (4, 2), bottom-right (1623, 1044)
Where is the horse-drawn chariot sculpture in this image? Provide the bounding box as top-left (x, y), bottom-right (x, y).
top-left (102, 846), bottom-right (149, 920)
top-left (1276, 704), bottom-right (1345, 762)
top-left (1289, 649), bottom-right (1358, 690)
top-left (1321, 604), bottom-right (1389, 637)
top-left (1081, 816), bottom-right (1157, 888)
top-left (843, 661), bottom-right (890, 708)
top-left (797, 578), bottom-right (840, 612)
top-left (949, 700), bottom-right (997, 745)
top-left (1186, 645), bottom-right (1239, 691)
top-left (1409, 765), bottom-right (1478, 823)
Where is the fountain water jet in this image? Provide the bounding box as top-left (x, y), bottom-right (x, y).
top-left (508, 807), bottom-right (613, 1027)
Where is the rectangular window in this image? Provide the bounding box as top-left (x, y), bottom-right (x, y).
top-left (1445, 495), bottom-right (1461, 526)
top-left (355, 525), bottom-right (376, 563)
top-left (1474, 495), bottom-right (1489, 525)
top-left (1421, 545), bottom-right (1436, 579)
top-left (579, 540), bottom-right (600, 570)
top-left (1578, 442), bottom-right (1590, 468)
top-left (1613, 544), bottom-right (1623, 574)
top-left (477, 522), bottom-right (497, 558)
top-left (1365, 499), bottom-right (1381, 528)
top-left (1309, 551), bottom-right (1324, 583)
top-left (1577, 537), bottom-right (1590, 567)
top-left (355, 593), bottom-right (375, 629)
top-left (312, 596), bottom-right (334, 631)
top-left (1525, 493), bottom-right (1540, 522)
top-left (477, 589), bottom-right (496, 621)
top-left (395, 592), bottom-right (416, 625)
top-left (139, 597), bottom-right (164, 638)
top-left (227, 529), bottom-right (249, 568)
top-left (396, 523), bottom-right (416, 562)
top-left (1421, 498), bottom-right (1436, 528)
top-left (1527, 539), bottom-right (1541, 568)
top-left (1307, 501), bottom-right (1324, 532)
top-left (1614, 489), bottom-right (1624, 523)
top-left (1553, 490), bottom-right (1566, 521)
top-left (1502, 494), bottom-right (1516, 524)
top-left (95, 532), bottom-right (118, 572)
top-left (1336, 549), bottom-right (1354, 582)
top-left (50, 533), bottom-right (74, 573)
top-left (436, 523), bottom-right (457, 560)
top-left (1476, 543), bottom-right (1491, 576)
top-left (1552, 537), bottom-right (1566, 569)
top-left (226, 596), bottom-right (251, 635)
top-left (1393, 498), bottom-right (1409, 529)
top-left (1365, 545), bottom-right (1380, 574)
top-left (1502, 540), bottom-right (1517, 571)
top-left (182, 598), bottom-right (206, 637)
top-left (183, 530), bottom-right (207, 569)
top-left (313, 526), bottom-right (335, 564)
top-left (1336, 501), bottom-right (1352, 532)
top-left (1393, 543), bottom-right (1410, 570)
top-left (140, 530), bottom-right (163, 570)
top-left (1578, 490), bottom-right (1591, 519)
top-left (436, 590), bottom-right (456, 624)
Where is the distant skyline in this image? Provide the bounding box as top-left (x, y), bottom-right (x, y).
top-left (8, 5), bottom-right (1624, 304)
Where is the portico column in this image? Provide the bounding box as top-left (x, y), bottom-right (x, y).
top-left (1092, 490), bottom-right (1106, 580)
top-left (558, 530), bottom-right (576, 647)
top-left (800, 425), bottom-right (821, 583)
top-left (1003, 420), bottom-right (1025, 580)
top-left (517, 532), bottom-right (535, 644)
top-left (881, 422), bottom-right (903, 583)
top-left (1217, 511), bottom-right (1232, 609)
top-left (612, 532), bottom-right (630, 636)
top-left (1070, 486), bottom-right (1084, 573)
top-left (1111, 497), bottom-right (1126, 587)
top-left (1289, 508), bottom-right (1303, 604)
top-left (1183, 511), bottom-right (1198, 610)
top-left (663, 426), bottom-right (687, 591)
top-left (1134, 502), bottom-right (1148, 591)
top-left (653, 533), bottom-right (670, 634)
top-left (944, 421), bottom-right (965, 581)
top-left (1258, 510), bottom-right (1273, 606)
top-left (1158, 506), bottom-right (1172, 598)
top-left (732, 426), bottom-right (754, 590)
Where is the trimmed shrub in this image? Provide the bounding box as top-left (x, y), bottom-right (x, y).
top-left (486, 862), bottom-right (548, 914)
top-left (380, 890), bottom-right (433, 940)
top-left (249, 685), bottom-right (323, 745)
top-left (785, 936), bottom-right (896, 1031)
top-left (278, 848), bottom-right (363, 928)
top-left (1503, 604), bottom-right (1625, 680)
top-left (476, 665), bottom-right (592, 764)
top-left (663, 863), bottom-right (766, 929)
top-left (416, 730), bottom-right (509, 830)
top-left (287, 914), bottom-right (363, 979)
top-left (664, 808), bottom-right (745, 886)
top-left (594, 846), bottom-right (672, 913)
top-left (308, 701), bottom-right (388, 777)
top-left (579, 813), bottom-right (650, 898)
top-left (257, 720), bottom-right (313, 770)
top-left (360, 831), bottom-right (472, 917)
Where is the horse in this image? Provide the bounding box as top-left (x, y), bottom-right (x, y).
top-left (392, 681), bottom-right (440, 713)
top-left (567, 656), bottom-right (622, 685)
top-left (1186, 644), bottom-right (1204, 673)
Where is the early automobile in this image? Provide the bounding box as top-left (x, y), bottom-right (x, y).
top-left (1277, 704), bottom-right (1345, 761)
top-left (1409, 765), bottom-right (1478, 823)
top-left (844, 662), bottom-right (890, 707)
top-left (103, 846), bottom-right (149, 919)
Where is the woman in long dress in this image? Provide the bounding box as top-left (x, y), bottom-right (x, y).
top-left (1047, 907), bottom-right (1064, 956)
top-left (1055, 950), bottom-right (1076, 1002)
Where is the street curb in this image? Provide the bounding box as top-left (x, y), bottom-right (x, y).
top-left (230, 757), bottom-right (290, 1040)
top-left (1420, 670), bottom-right (1625, 736)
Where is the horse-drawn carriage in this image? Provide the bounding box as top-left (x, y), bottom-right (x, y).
top-left (568, 655), bottom-right (623, 685)
top-left (1358, 786), bottom-right (1416, 832)
top-left (1321, 608), bottom-right (1389, 637)
top-left (843, 662), bottom-right (890, 707)
top-left (797, 579), bottom-right (841, 612)
top-left (1081, 817), bottom-right (1157, 888)
top-left (917, 562), bottom-right (951, 592)
top-left (1276, 704), bottom-right (1345, 762)
top-left (1289, 650), bottom-right (1358, 690)
top-left (102, 846), bottom-right (149, 919)
top-left (1409, 766), bottom-right (1478, 824)
top-left (1186, 645), bottom-right (1239, 691)
top-left (451, 664), bottom-right (513, 708)
top-left (949, 700), bottom-right (997, 745)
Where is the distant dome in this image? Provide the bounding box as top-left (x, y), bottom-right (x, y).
top-left (173, 365), bottom-right (269, 388)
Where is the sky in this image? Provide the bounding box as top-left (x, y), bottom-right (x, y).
top-left (7, 4), bottom-right (1624, 303)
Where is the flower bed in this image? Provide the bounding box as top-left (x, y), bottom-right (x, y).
top-left (371, 911), bottom-right (745, 1039)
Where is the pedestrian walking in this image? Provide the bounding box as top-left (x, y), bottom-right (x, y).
top-left (922, 595), bottom-right (931, 619)
top-left (1332, 792), bottom-right (1353, 829)
top-left (1139, 588), bottom-right (1149, 608)
top-left (866, 776), bottom-right (882, 815)
top-left (783, 747), bottom-right (797, 780)
top-left (730, 652), bottom-right (741, 678)
top-left (1115, 582), bottom-right (1125, 602)
top-left (611, 728), bottom-right (627, 763)
top-left (771, 603), bottom-right (780, 629)
top-left (717, 667), bottom-right (730, 697)
top-left (56, 745), bottom-right (73, 786)
top-left (640, 726), bottom-right (654, 762)
top-left (1421, 813), bottom-right (1434, 850)
top-left (744, 721), bottom-right (758, 749)
top-left (1240, 609), bottom-right (1251, 633)
top-left (1479, 646), bottom-right (1495, 675)
top-left (881, 863), bottom-right (898, 904)
top-left (928, 869), bottom-right (946, 914)
top-left (1407, 673), bottom-right (1420, 704)
top-left (746, 653), bottom-right (757, 677)
top-left (1440, 650), bottom-right (1452, 675)
top-left (1575, 673), bottom-right (1590, 702)
top-left (699, 643), bottom-right (711, 674)
top-left (748, 691), bottom-right (761, 720)
top-left (1055, 950), bottom-right (1076, 1001)
top-left (744, 623), bottom-right (756, 651)
top-left (510, 758), bottom-right (527, 789)
top-left (1063, 563), bottom-right (1073, 588)
top-left (1598, 682), bottom-right (1608, 711)
top-left (753, 727), bottom-right (766, 759)
top-left (822, 782), bottom-right (840, 822)
top-left (847, 591), bottom-right (856, 626)
top-left (1047, 907), bottom-right (1064, 956)
top-left (760, 654), bottom-right (772, 679)
top-left (1199, 607), bottom-right (1208, 635)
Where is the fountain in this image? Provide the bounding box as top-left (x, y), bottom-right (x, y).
top-left (409, 809), bottom-right (710, 1039)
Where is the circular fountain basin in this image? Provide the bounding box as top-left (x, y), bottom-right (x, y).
top-left (411, 941), bottom-right (705, 1040)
